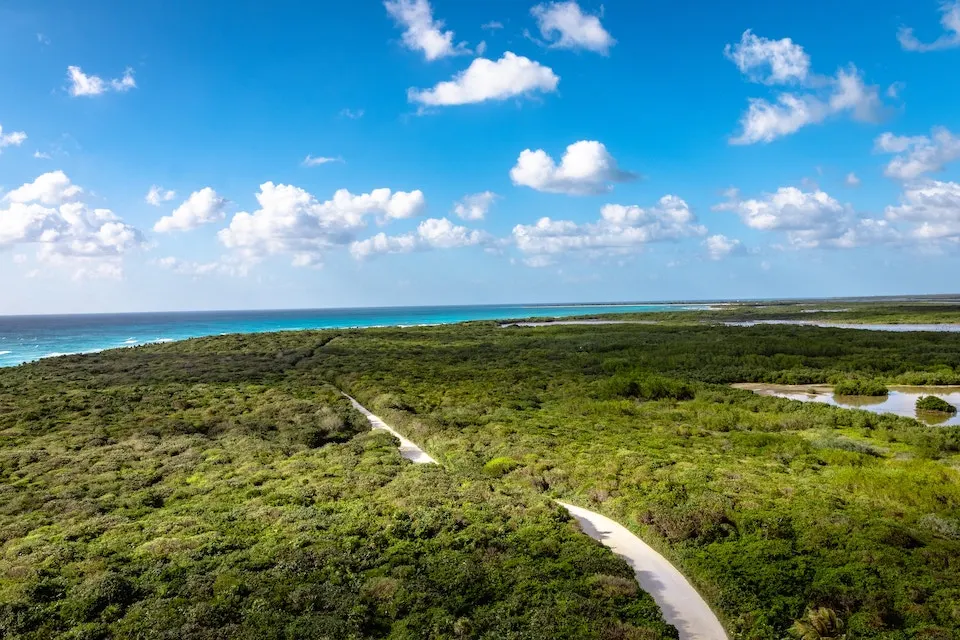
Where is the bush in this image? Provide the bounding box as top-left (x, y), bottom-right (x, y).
top-left (601, 374), bottom-right (696, 402)
top-left (833, 379), bottom-right (888, 397)
top-left (483, 456), bottom-right (520, 477)
top-left (916, 395), bottom-right (957, 414)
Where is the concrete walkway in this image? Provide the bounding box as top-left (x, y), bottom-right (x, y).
top-left (558, 501), bottom-right (728, 640)
top-left (344, 393), bottom-right (727, 639)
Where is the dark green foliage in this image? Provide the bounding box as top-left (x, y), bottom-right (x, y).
top-left (833, 379), bottom-right (889, 396)
top-left (0, 368), bottom-right (676, 639)
top-left (916, 395), bottom-right (957, 414)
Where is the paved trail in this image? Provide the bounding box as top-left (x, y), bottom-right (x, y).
top-left (344, 394), bottom-right (436, 464)
top-left (344, 394), bottom-right (727, 639)
top-left (559, 502), bottom-right (728, 640)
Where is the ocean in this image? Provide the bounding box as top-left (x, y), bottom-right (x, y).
top-left (0, 303), bottom-right (699, 368)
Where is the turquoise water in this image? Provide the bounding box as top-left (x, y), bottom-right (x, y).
top-left (0, 303), bottom-right (698, 368)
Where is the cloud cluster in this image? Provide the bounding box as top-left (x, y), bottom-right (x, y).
top-left (875, 127), bottom-right (960, 180)
top-left (154, 188), bottom-right (228, 233)
top-left (704, 234), bottom-right (745, 260)
top-left (218, 182), bottom-right (426, 267)
top-left (899, 1), bottom-right (960, 52)
top-left (885, 179), bottom-right (960, 242)
top-left (726, 31), bottom-right (883, 144)
top-left (67, 65), bottom-right (136, 97)
top-left (385, 0), bottom-right (468, 61)
top-left (145, 185), bottom-right (176, 206)
top-left (408, 52), bottom-right (559, 106)
top-left (0, 171), bottom-right (143, 277)
top-left (512, 195), bottom-right (706, 266)
top-left (530, 1), bottom-right (615, 54)
top-left (0, 124), bottom-right (27, 152)
top-left (716, 186), bottom-right (895, 249)
top-left (724, 30), bottom-right (810, 84)
top-left (453, 191), bottom-right (498, 220)
top-left (510, 140), bottom-right (636, 195)
top-left (350, 217), bottom-right (489, 259)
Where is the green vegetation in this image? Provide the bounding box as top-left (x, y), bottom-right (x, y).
top-left (916, 395), bottom-right (957, 414)
top-left (4, 303), bottom-right (960, 639)
top-left (833, 379), bottom-right (889, 397)
top-left (0, 363), bottom-right (676, 639)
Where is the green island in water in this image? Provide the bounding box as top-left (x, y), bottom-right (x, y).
top-left (2, 299), bottom-right (960, 640)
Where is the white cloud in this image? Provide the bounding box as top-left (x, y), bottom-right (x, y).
top-left (33, 150), bottom-right (51, 160)
top-left (724, 29), bottom-right (810, 84)
top-left (408, 52), bottom-right (559, 106)
top-left (704, 234), bottom-right (745, 260)
top-left (0, 124), bottom-right (27, 152)
top-left (845, 172), bottom-right (861, 187)
top-left (512, 195), bottom-right (706, 263)
top-left (731, 94), bottom-right (827, 145)
top-left (453, 191), bottom-right (498, 220)
top-left (510, 140), bottom-right (636, 195)
top-left (875, 127), bottom-right (960, 180)
top-left (899, 1), bottom-right (960, 52)
top-left (145, 185), bottom-right (176, 206)
top-left (5, 170), bottom-right (83, 205)
top-left (530, 1), bottom-right (615, 54)
top-left (350, 217), bottom-right (489, 259)
top-left (67, 66), bottom-right (136, 97)
top-left (481, 21), bottom-right (504, 30)
top-left (716, 186), bottom-right (896, 249)
top-left (885, 179), bottom-right (960, 241)
top-left (385, 0), bottom-right (468, 61)
top-left (37, 33), bottom-right (50, 45)
top-left (726, 30), bottom-right (884, 144)
top-left (218, 182), bottom-right (426, 267)
top-left (0, 171), bottom-right (143, 277)
top-left (153, 188), bottom-right (228, 233)
top-left (302, 155), bottom-right (343, 167)
top-left (340, 108), bottom-right (365, 119)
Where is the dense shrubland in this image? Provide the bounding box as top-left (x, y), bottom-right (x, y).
top-left (832, 379), bottom-right (889, 396)
top-left (916, 395), bottom-right (957, 415)
top-left (0, 370), bottom-right (675, 639)
top-left (3, 309), bottom-right (960, 639)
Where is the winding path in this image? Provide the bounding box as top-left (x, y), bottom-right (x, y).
top-left (344, 393), bottom-right (727, 640)
top-left (558, 502), bottom-right (727, 640)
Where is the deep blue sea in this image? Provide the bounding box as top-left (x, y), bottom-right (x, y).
top-left (0, 303), bottom-right (700, 368)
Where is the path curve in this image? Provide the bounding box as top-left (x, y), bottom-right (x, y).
top-left (343, 394), bottom-right (436, 464)
top-left (558, 501), bottom-right (728, 640)
top-left (343, 393), bottom-right (726, 639)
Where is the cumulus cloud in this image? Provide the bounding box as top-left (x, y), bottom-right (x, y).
top-left (218, 182), bottom-right (426, 267)
top-left (715, 186), bottom-right (896, 249)
top-left (350, 217), bottom-right (489, 259)
top-left (704, 234), bottom-right (745, 260)
top-left (145, 185), bottom-right (176, 206)
top-left (453, 191), bottom-right (498, 220)
top-left (510, 140), bottom-right (636, 195)
top-left (899, 1), bottom-right (960, 52)
top-left (408, 52), bottom-right (559, 106)
top-left (875, 127), bottom-right (960, 180)
top-left (67, 65), bottom-right (136, 97)
top-left (302, 155), bottom-right (343, 167)
top-left (724, 29), bottom-right (810, 84)
top-left (512, 195), bottom-right (706, 265)
top-left (845, 172), bottom-right (861, 187)
top-left (726, 30), bottom-right (884, 144)
top-left (530, 1), bottom-right (615, 54)
top-left (385, 0), bottom-right (468, 61)
top-left (885, 179), bottom-right (960, 241)
top-left (0, 171), bottom-right (143, 277)
top-left (153, 188), bottom-right (228, 233)
top-left (33, 151), bottom-right (51, 160)
top-left (0, 124), bottom-right (27, 152)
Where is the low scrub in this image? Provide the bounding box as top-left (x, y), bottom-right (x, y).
top-left (833, 378), bottom-right (889, 396)
top-left (916, 395), bottom-right (957, 414)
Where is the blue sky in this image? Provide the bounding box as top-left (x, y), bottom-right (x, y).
top-left (1, 0), bottom-right (959, 314)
